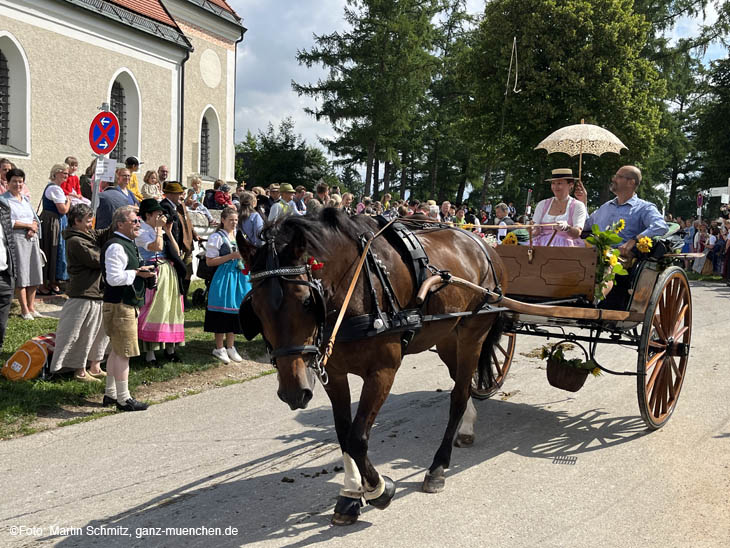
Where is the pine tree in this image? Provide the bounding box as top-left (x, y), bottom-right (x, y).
top-left (293, 0), bottom-right (440, 196)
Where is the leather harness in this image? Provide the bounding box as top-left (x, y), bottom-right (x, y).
top-left (241, 217), bottom-right (503, 382)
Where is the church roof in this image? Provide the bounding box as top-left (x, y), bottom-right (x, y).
top-left (63, 0), bottom-right (193, 50)
top-left (107, 0), bottom-right (177, 27)
top-left (183, 0), bottom-right (242, 24)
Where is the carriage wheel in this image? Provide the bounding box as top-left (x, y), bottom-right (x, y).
top-left (637, 266), bottom-right (692, 430)
top-left (471, 332), bottom-right (516, 400)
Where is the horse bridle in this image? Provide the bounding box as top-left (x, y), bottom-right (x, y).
top-left (247, 263), bottom-right (329, 384)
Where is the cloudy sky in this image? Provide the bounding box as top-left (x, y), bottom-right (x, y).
top-left (228, 1), bottom-right (725, 154)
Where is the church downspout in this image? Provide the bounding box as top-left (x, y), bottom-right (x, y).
top-left (177, 47), bottom-right (190, 181)
top-left (233, 26), bottom-right (246, 180)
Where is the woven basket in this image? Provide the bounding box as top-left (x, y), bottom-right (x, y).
top-left (546, 342), bottom-right (590, 392)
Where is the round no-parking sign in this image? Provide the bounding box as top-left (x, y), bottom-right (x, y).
top-left (88, 111), bottom-right (120, 155)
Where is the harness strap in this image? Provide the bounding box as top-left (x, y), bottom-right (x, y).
top-left (270, 345), bottom-right (320, 358)
top-left (319, 217), bottom-right (399, 370)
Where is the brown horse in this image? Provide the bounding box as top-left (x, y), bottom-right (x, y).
top-left (237, 209), bottom-right (507, 525)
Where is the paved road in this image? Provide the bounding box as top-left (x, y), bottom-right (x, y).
top-left (1, 282), bottom-right (729, 548)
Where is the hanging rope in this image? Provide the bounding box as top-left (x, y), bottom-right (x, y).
top-left (504, 36), bottom-right (522, 96)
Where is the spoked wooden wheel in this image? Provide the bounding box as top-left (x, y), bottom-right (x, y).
top-left (637, 266), bottom-right (692, 430)
top-left (471, 332), bottom-right (516, 400)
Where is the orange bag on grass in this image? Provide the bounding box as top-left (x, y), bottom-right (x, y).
top-left (1, 333), bottom-right (55, 381)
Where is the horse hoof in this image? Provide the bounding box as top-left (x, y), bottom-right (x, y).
top-left (332, 512), bottom-right (359, 526)
top-left (368, 476), bottom-right (396, 510)
top-left (454, 434), bottom-right (474, 447)
top-left (332, 495), bottom-right (361, 526)
top-left (422, 471), bottom-right (445, 493)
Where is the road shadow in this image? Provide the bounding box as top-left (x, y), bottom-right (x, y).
top-left (50, 390), bottom-right (649, 548)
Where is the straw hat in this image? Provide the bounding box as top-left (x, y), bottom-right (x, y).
top-left (545, 168), bottom-right (577, 181)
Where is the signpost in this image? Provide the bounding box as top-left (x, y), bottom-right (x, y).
top-left (89, 105), bottom-right (120, 214)
top-left (88, 111), bottom-right (120, 155)
top-left (708, 178), bottom-right (730, 204)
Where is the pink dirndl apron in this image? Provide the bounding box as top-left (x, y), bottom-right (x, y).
top-left (533, 198), bottom-right (584, 247)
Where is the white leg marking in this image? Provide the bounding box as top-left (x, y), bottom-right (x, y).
top-left (457, 397), bottom-right (477, 439)
top-left (339, 452), bottom-right (364, 498)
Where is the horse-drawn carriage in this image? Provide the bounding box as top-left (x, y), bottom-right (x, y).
top-left (469, 240), bottom-right (693, 431)
top-left (236, 210), bottom-right (695, 525)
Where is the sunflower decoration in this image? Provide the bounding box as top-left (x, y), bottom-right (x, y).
top-left (584, 219), bottom-right (628, 302)
top-left (501, 232), bottom-right (518, 246)
top-left (636, 236), bottom-right (653, 254)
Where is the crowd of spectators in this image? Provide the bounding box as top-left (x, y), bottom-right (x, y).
top-left (1, 153), bottom-right (728, 410)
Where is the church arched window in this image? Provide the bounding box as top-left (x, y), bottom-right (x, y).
top-left (0, 32), bottom-right (30, 156)
top-left (108, 69), bottom-right (141, 161)
top-left (200, 116), bottom-right (210, 176)
top-left (0, 50), bottom-right (9, 146)
top-left (199, 106), bottom-right (220, 179)
top-left (109, 81), bottom-right (126, 161)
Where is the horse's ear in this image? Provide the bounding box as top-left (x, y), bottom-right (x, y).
top-left (236, 231), bottom-right (257, 264)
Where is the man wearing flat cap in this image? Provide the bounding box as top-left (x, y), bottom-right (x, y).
top-left (160, 181), bottom-right (198, 299)
top-left (268, 183), bottom-right (297, 222)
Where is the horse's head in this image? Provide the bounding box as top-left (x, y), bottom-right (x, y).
top-left (238, 217), bottom-right (331, 411)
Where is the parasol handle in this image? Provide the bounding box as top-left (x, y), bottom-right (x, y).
top-left (578, 118), bottom-right (584, 182)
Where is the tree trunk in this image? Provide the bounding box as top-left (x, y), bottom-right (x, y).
top-left (430, 142), bottom-right (439, 199)
top-left (480, 163), bottom-right (493, 208)
top-left (364, 141), bottom-right (376, 197)
top-left (455, 157), bottom-right (469, 204)
top-left (383, 161), bottom-right (391, 194)
top-left (410, 156), bottom-right (415, 200)
top-left (373, 158), bottom-right (380, 197)
top-left (668, 163), bottom-right (679, 214)
top-left (400, 151), bottom-right (408, 200)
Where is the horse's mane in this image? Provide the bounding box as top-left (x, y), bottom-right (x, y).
top-left (249, 208), bottom-right (378, 271)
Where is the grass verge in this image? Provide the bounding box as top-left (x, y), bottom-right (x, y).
top-left (685, 272), bottom-right (725, 282)
top-left (0, 284), bottom-right (268, 440)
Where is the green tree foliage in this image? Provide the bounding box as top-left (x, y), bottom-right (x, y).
top-left (467, 0), bottom-right (666, 208)
top-left (293, 0), bottom-right (440, 196)
top-left (235, 118), bottom-right (336, 190)
top-left (695, 57), bottom-right (730, 208)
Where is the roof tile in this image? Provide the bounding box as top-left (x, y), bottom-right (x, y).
top-left (206, 0), bottom-right (238, 17)
top-left (107, 0), bottom-right (176, 27)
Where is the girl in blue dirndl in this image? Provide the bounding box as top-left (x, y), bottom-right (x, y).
top-left (204, 207), bottom-right (251, 364)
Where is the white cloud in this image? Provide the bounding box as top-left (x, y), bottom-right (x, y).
top-left (230, 0), bottom-right (488, 153)
top-left (230, 0), bottom-right (344, 149)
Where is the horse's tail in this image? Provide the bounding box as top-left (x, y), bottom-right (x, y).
top-left (476, 312), bottom-right (505, 392)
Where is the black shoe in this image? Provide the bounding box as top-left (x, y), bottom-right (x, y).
top-left (102, 395), bottom-right (117, 407)
top-left (116, 398), bottom-right (149, 412)
top-left (163, 352), bottom-right (181, 363)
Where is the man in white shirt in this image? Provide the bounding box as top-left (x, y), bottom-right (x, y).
top-left (268, 183), bottom-right (297, 222)
top-left (495, 202), bottom-right (514, 242)
top-left (101, 206), bottom-right (155, 411)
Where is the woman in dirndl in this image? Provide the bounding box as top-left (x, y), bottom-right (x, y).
top-left (2, 168), bottom-right (44, 319)
top-left (204, 206), bottom-right (251, 364)
top-left (531, 168), bottom-right (587, 247)
top-left (39, 163), bottom-right (71, 294)
top-left (135, 198), bottom-right (185, 365)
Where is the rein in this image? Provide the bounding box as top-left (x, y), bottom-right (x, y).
top-left (319, 217), bottom-right (398, 372)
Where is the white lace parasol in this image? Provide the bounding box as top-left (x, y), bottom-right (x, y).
top-left (535, 121), bottom-right (627, 179)
top-left (535, 123), bottom-right (627, 157)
